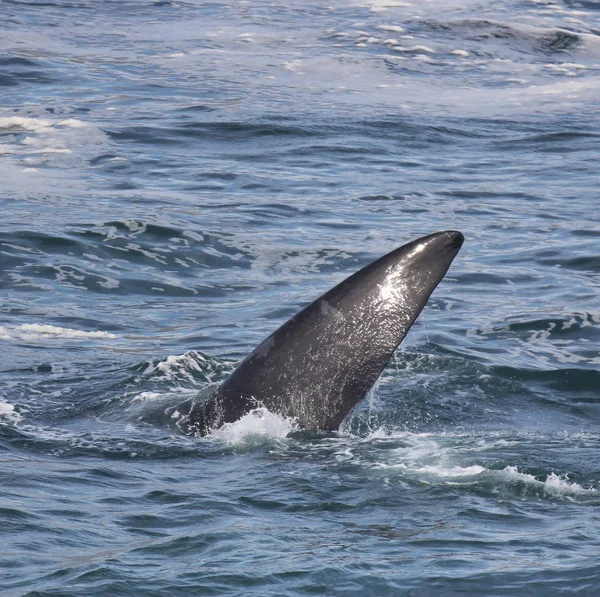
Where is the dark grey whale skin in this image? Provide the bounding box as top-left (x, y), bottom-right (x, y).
top-left (183, 231), bottom-right (464, 436)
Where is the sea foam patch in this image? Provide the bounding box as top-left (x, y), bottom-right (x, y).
top-left (0, 324), bottom-right (117, 342)
top-left (0, 113), bottom-right (107, 195)
top-left (0, 401), bottom-right (22, 423)
top-left (0, 116), bottom-right (85, 132)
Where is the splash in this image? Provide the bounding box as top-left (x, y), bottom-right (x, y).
top-left (210, 407), bottom-right (298, 446)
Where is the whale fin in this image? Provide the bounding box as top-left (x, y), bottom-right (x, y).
top-left (186, 230), bottom-right (463, 435)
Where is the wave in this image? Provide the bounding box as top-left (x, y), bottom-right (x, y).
top-left (418, 18), bottom-right (593, 56)
top-left (138, 350), bottom-right (235, 384)
top-left (338, 428), bottom-right (600, 501)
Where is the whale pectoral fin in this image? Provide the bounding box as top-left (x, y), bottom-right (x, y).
top-left (190, 231), bottom-right (464, 435)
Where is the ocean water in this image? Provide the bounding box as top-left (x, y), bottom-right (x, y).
top-left (1, 0), bottom-right (600, 595)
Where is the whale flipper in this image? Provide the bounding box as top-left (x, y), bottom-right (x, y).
top-left (184, 230), bottom-right (463, 435)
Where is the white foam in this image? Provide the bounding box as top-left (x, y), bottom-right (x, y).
top-left (0, 115), bottom-right (84, 135)
top-left (142, 351), bottom-right (208, 382)
top-left (365, 430), bottom-right (451, 471)
top-left (210, 407), bottom-right (297, 445)
top-left (500, 466), bottom-right (596, 495)
top-left (393, 44), bottom-right (436, 53)
top-left (369, 0), bottom-right (411, 11)
top-left (19, 324), bottom-right (116, 339)
top-left (0, 114), bottom-right (95, 189)
top-left (131, 391), bottom-right (162, 403)
top-left (416, 464), bottom-right (487, 477)
top-left (378, 25), bottom-right (405, 34)
top-left (97, 277), bottom-right (119, 289)
top-left (359, 431), bottom-right (596, 497)
top-left (0, 402), bottom-right (22, 423)
top-left (0, 324), bottom-right (117, 341)
top-left (56, 118), bottom-right (86, 128)
top-left (0, 116), bottom-right (53, 131)
top-left (33, 147), bottom-right (73, 154)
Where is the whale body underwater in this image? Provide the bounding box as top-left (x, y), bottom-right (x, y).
top-left (174, 230), bottom-right (464, 436)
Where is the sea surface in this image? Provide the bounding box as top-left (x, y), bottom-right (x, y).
top-left (1, 1), bottom-right (600, 595)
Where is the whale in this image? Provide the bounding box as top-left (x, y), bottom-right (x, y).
top-left (178, 230), bottom-right (464, 436)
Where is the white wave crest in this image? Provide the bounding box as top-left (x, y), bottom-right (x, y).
top-left (499, 466), bottom-right (596, 496)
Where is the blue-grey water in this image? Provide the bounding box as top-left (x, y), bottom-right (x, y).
top-left (1, 1), bottom-right (600, 595)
